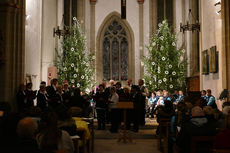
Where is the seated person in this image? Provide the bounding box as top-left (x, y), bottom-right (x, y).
top-left (37, 112), bottom-right (74, 153)
top-left (176, 106), bottom-right (216, 153)
top-left (16, 117), bottom-right (46, 153)
top-left (213, 111), bottom-right (230, 150)
top-left (55, 104), bottom-right (78, 136)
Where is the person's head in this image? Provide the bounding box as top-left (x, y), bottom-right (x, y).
top-left (191, 106), bottom-right (205, 117)
top-left (110, 86), bottom-right (116, 94)
top-left (174, 90), bottom-right (178, 94)
top-left (56, 85), bottom-right (63, 94)
top-left (156, 90), bottom-right (162, 96)
top-left (203, 106), bottom-right (214, 116)
top-left (40, 81), bottom-right (46, 86)
top-left (223, 106), bottom-right (230, 116)
top-left (201, 90), bottom-right (206, 96)
top-left (138, 79), bottom-right (144, 86)
top-left (17, 117), bottom-right (38, 139)
top-left (115, 82), bottom-right (122, 89)
top-left (101, 81), bottom-right (107, 88)
top-left (63, 83), bottom-right (69, 90)
top-left (151, 92), bottom-right (156, 97)
top-left (206, 89), bottom-right (212, 96)
top-left (126, 79), bottom-right (132, 86)
top-left (40, 84), bottom-right (46, 92)
top-left (109, 80), bottom-right (115, 86)
top-left (26, 83), bottom-right (32, 90)
top-left (98, 84), bottom-right (104, 93)
top-left (62, 80), bottom-right (68, 84)
top-left (179, 90), bottom-right (183, 95)
top-left (52, 78), bottom-right (58, 86)
top-left (123, 86), bottom-right (130, 94)
top-left (163, 91), bottom-right (169, 97)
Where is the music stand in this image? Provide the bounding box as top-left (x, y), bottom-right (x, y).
top-left (117, 102), bottom-right (134, 143)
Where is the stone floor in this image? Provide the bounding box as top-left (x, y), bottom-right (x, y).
top-left (93, 118), bottom-right (162, 153)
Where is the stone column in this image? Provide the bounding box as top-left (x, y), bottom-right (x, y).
top-left (77, 0), bottom-right (86, 29)
top-left (149, 0), bottom-right (157, 35)
top-left (138, 0), bottom-right (144, 78)
top-left (90, 0), bottom-right (96, 87)
top-left (222, 0), bottom-right (230, 93)
top-left (90, 0), bottom-right (96, 54)
top-left (0, 0), bottom-right (25, 111)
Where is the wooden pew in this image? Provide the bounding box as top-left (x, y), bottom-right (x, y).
top-left (190, 135), bottom-right (216, 153)
top-left (157, 118), bottom-right (171, 153)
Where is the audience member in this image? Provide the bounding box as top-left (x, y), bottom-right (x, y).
top-left (37, 112), bottom-right (74, 153)
top-left (55, 105), bottom-right (78, 136)
top-left (16, 117), bottom-right (46, 153)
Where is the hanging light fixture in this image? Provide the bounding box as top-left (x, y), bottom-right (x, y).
top-left (53, 14), bottom-right (70, 39)
top-left (180, 9), bottom-right (200, 33)
top-left (53, 26), bottom-right (70, 39)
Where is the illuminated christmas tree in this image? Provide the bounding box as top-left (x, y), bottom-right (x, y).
top-left (56, 17), bottom-right (95, 92)
top-left (143, 20), bottom-right (187, 92)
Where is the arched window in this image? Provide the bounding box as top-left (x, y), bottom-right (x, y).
top-left (103, 20), bottom-right (128, 81)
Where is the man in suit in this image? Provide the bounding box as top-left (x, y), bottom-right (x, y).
top-left (46, 78), bottom-right (58, 98)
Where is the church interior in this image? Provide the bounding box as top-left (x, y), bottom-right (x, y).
top-left (0, 0), bottom-right (230, 153)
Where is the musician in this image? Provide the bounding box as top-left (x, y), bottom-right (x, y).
top-left (206, 89), bottom-right (217, 109)
top-left (37, 84), bottom-right (50, 111)
top-left (108, 86), bottom-right (119, 133)
top-left (24, 83), bottom-right (36, 109)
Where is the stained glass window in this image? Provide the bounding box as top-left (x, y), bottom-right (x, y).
top-left (103, 19), bottom-right (128, 81)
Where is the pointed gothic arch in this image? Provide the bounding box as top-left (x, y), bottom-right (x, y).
top-left (96, 12), bottom-right (135, 84)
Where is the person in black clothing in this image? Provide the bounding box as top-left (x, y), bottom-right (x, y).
top-left (115, 82), bottom-right (124, 96)
top-left (53, 85), bottom-right (64, 108)
top-left (16, 84), bottom-right (26, 112)
top-left (24, 83), bottom-right (37, 109)
top-left (94, 84), bottom-right (107, 130)
top-left (62, 83), bottom-right (71, 106)
top-left (69, 88), bottom-right (84, 109)
top-left (37, 84), bottom-right (50, 111)
top-left (119, 86), bottom-right (131, 102)
top-left (129, 85), bottom-right (145, 132)
top-left (55, 104), bottom-right (78, 136)
top-left (46, 78), bottom-right (58, 99)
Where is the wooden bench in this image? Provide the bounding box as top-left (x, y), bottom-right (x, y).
top-left (190, 135), bottom-right (216, 153)
top-left (157, 118), bottom-right (171, 153)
